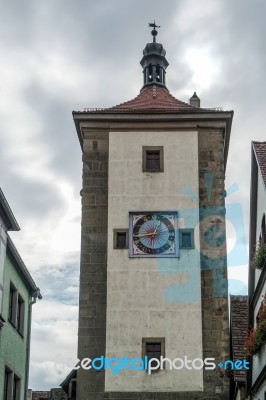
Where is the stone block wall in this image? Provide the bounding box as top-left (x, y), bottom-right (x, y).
top-left (198, 128), bottom-right (230, 400)
top-left (28, 389), bottom-right (67, 400)
top-left (77, 133), bottom-right (109, 399)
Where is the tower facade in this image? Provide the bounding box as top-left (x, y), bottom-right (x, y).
top-left (73, 28), bottom-right (233, 400)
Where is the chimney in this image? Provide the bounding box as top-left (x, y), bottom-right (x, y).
top-left (190, 92), bottom-right (200, 107)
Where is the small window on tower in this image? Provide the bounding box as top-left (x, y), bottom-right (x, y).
top-left (148, 64), bottom-right (153, 82)
top-left (179, 229), bottom-right (194, 249)
top-left (142, 338), bottom-right (165, 372)
top-left (143, 146), bottom-right (164, 173)
top-left (156, 65), bottom-right (160, 82)
top-left (113, 229), bottom-right (128, 249)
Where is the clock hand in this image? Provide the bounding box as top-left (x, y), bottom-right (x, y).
top-left (153, 220), bottom-right (161, 235)
top-left (134, 222), bottom-right (162, 238)
top-left (133, 232), bottom-right (156, 238)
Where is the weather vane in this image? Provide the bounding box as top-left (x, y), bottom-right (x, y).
top-left (148, 20), bottom-right (161, 43)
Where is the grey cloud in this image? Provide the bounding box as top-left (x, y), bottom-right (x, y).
top-left (34, 263), bottom-right (79, 305)
top-left (23, 80), bottom-right (82, 182)
top-left (1, 176), bottom-right (65, 218)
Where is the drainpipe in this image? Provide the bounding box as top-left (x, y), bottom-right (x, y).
top-left (24, 288), bottom-right (42, 400)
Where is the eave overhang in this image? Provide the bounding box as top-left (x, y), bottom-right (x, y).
top-left (0, 188), bottom-right (20, 231)
top-left (60, 368), bottom-right (77, 392)
top-left (73, 109), bottom-right (234, 171)
top-left (248, 144), bottom-right (257, 303)
top-left (6, 235), bottom-right (40, 295)
top-left (249, 141), bottom-right (266, 306)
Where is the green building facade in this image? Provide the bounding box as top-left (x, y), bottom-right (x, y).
top-left (0, 188), bottom-right (41, 400)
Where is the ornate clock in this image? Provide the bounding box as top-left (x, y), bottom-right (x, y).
top-left (129, 212), bottom-right (178, 257)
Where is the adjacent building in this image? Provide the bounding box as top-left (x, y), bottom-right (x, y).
top-left (60, 369), bottom-right (77, 399)
top-left (27, 388), bottom-right (67, 400)
top-left (230, 295), bottom-right (248, 400)
top-left (0, 188), bottom-right (41, 400)
top-left (73, 26), bottom-right (234, 399)
top-left (247, 142), bottom-right (266, 399)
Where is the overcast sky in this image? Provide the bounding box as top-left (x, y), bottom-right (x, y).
top-left (1, 0), bottom-right (265, 391)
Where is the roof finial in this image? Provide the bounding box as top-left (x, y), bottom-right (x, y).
top-left (148, 20), bottom-right (161, 43)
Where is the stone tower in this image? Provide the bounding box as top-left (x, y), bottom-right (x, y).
top-left (73, 25), bottom-right (233, 400)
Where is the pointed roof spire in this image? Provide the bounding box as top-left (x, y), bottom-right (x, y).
top-left (190, 92), bottom-right (201, 107)
top-left (140, 21), bottom-right (168, 91)
top-left (148, 20), bottom-right (161, 43)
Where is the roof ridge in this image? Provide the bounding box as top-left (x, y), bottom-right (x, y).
top-left (110, 85), bottom-right (199, 111)
top-left (166, 90), bottom-right (198, 108)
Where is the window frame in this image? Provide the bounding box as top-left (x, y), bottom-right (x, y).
top-left (4, 367), bottom-right (20, 400)
top-left (261, 214), bottom-right (266, 244)
top-left (8, 282), bottom-right (25, 337)
top-left (113, 229), bottom-right (129, 250)
top-left (17, 294), bottom-right (25, 337)
top-left (4, 367), bottom-right (12, 400)
top-left (142, 337), bottom-right (165, 372)
top-left (13, 374), bottom-right (20, 400)
top-left (142, 146), bottom-right (164, 173)
top-left (9, 283), bottom-right (18, 327)
top-left (179, 229), bottom-right (194, 249)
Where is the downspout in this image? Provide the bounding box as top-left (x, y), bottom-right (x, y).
top-left (24, 288), bottom-right (42, 400)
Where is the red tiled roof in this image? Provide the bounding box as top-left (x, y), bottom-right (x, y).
top-left (110, 85), bottom-right (200, 111)
top-left (230, 296), bottom-right (248, 383)
top-left (253, 141), bottom-right (266, 188)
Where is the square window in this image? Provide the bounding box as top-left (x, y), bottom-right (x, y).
top-left (142, 338), bottom-right (165, 372)
top-left (143, 147), bottom-right (164, 172)
top-left (146, 151), bottom-right (160, 171)
top-left (180, 229), bottom-right (194, 249)
top-left (113, 230), bottom-right (128, 249)
top-left (8, 282), bottom-right (25, 336)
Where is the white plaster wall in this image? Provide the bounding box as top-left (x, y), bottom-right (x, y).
top-left (105, 131), bottom-right (203, 392)
top-left (252, 172), bottom-right (266, 385)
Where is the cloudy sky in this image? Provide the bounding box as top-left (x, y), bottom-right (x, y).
top-left (1, 0), bottom-right (265, 390)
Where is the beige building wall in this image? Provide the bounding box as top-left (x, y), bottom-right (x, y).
top-left (105, 130), bottom-right (203, 391)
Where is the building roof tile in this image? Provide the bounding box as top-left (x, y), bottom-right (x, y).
top-left (253, 141), bottom-right (266, 188)
top-left (230, 295), bottom-right (248, 382)
top-left (110, 85), bottom-right (200, 111)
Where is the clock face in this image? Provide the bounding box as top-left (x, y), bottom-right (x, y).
top-left (129, 212), bottom-right (178, 257)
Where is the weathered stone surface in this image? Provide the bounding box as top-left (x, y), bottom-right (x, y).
top-left (198, 129), bottom-right (230, 400)
top-left (77, 134), bottom-right (109, 399)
